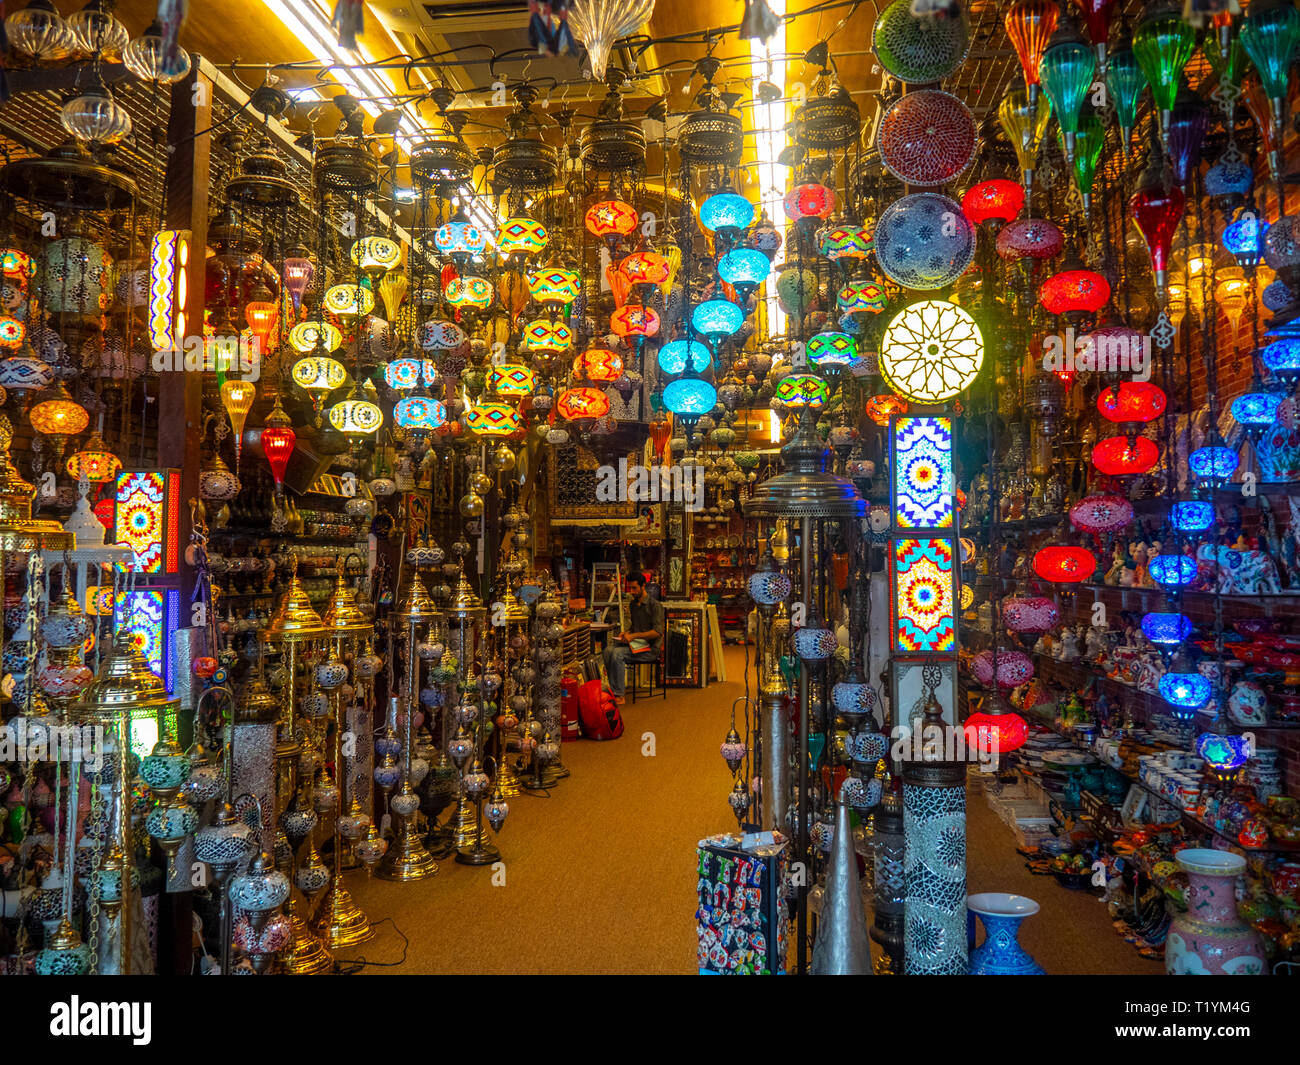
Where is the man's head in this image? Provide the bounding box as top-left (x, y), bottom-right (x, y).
top-left (627, 575), bottom-right (646, 601)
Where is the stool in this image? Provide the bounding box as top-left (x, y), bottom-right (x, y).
top-left (630, 646), bottom-right (666, 702)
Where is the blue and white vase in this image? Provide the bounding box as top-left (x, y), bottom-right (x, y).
top-left (968, 892), bottom-right (1045, 975)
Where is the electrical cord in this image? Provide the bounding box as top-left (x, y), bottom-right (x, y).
top-left (331, 917), bottom-right (410, 973)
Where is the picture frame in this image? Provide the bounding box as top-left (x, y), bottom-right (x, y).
top-left (664, 608), bottom-right (703, 687)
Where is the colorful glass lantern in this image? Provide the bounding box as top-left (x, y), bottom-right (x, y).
top-left (0, 317), bottom-right (25, 351)
top-left (497, 217), bottom-right (549, 258)
top-left (528, 267), bottom-right (581, 307)
top-left (1149, 553), bottom-right (1196, 587)
top-left (1261, 338), bottom-right (1300, 384)
top-left (807, 331), bottom-right (858, 372)
top-left (1239, 0), bottom-right (1300, 107)
top-left (465, 401), bottom-right (522, 438)
top-left (1, 249), bottom-right (35, 282)
top-left (1222, 212), bottom-right (1268, 270)
top-left (879, 299), bottom-right (984, 404)
top-left (1188, 430), bottom-right (1239, 486)
top-left (996, 217), bottom-right (1063, 262)
top-left (1092, 433), bottom-right (1158, 475)
top-left (1032, 544), bottom-right (1096, 582)
top-left (291, 356), bottom-right (347, 421)
top-left (522, 318), bottom-right (574, 354)
top-left (243, 300), bottom-right (278, 355)
top-left (784, 183), bottom-right (836, 221)
top-left (1232, 389), bottom-right (1283, 434)
top-left (699, 191), bottom-right (755, 235)
top-left (619, 251), bottom-right (670, 289)
top-left (891, 538), bottom-right (957, 652)
top-left (1064, 105), bottom-right (1104, 213)
top-left (383, 357), bottom-right (424, 391)
top-left (433, 216), bottom-right (487, 261)
top-left (585, 200), bottom-right (638, 244)
top-left (1141, 611), bottom-right (1192, 645)
top-left (961, 179), bottom-right (1025, 226)
top-left (444, 275), bottom-right (493, 312)
top-left (573, 348), bottom-right (623, 383)
top-left (147, 229), bottom-right (190, 355)
top-left (1105, 40), bottom-right (1147, 156)
top-left (66, 435), bottom-right (121, 484)
top-left (1002, 596), bottom-right (1060, 634)
top-left (1170, 499), bottom-right (1214, 531)
top-left (1131, 2), bottom-right (1196, 143)
top-left (1069, 493), bottom-right (1134, 535)
top-left (115, 469), bottom-right (181, 574)
top-left (328, 389), bottom-right (384, 436)
top-left (30, 381), bottom-right (89, 439)
top-left (971, 649), bottom-right (1035, 688)
top-left (488, 364), bottom-right (535, 397)
top-left (281, 256), bottom-right (313, 314)
top-left (692, 299), bottom-right (745, 339)
top-left (894, 416), bottom-right (955, 529)
top-left (866, 394), bottom-right (908, 425)
top-left (219, 379), bottom-right (257, 467)
top-left (1038, 266), bottom-right (1110, 316)
top-left (1160, 670), bottom-right (1211, 711)
top-left (350, 235), bottom-right (402, 276)
top-left (717, 248), bottom-right (771, 298)
top-left (1006, 0), bottom-right (1059, 97)
top-left (1038, 20), bottom-right (1096, 164)
top-left (662, 376), bottom-right (718, 417)
top-left (963, 710), bottom-right (1029, 754)
top-left (556, 387), bottom-right (611, 421)
top-left (610, 305), bottom-right (660, 339)
top-left (261, 400), bottom-right (295, 487)
top-left (288, 320), bottom-right (343, 355)
top-left (1074, 0), bottom-right (1117, 72)
top-left (657, 339), bottom-right (711, 375)
top-left (322, 283), bottom-right (375, 320)
top-left (775, 373), bottom-right (831, 410)
top-left (1195, 728), bottom-right (1250, 784)
top-left (1129, 156), bottom-right (1184, 303)
top-left (394, 395), bottom-right (447, 431)
top-left (837, 281), bottom-right (888, 316)
top-left (998, 82), bottom-right (1052, 186)
top-left (816, 225), bottom-right (874, 261)
top-left (1097, 381), bottom-right (1167, 426)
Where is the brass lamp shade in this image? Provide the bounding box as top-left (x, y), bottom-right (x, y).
top-left (321, 566), bottom-right (371, 635)
top-left (0, 414), bottom-right (73, 550)
top-left (393, 571), bottom-right (440, 626)
top-left (446, 568), bottom-right (485, 620)
top-left (75, 632), bottom-right (179, 726)
top-left (262, 561), bottom-right (325, 642)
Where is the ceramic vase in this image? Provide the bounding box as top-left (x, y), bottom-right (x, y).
top-left (968, 892), bottom-right (1045, 975)
top-left (1166, 849), bottom-right (1266, 975)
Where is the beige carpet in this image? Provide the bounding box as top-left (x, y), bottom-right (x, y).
top-left (335, 647), bottom-right (1161, 975)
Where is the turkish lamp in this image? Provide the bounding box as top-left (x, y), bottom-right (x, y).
top-left (281, 254), bottom-right (314, 315)
top-left (1188, 427), bottom-right (1239, 488)
top-left (1105, 34), bottom-right (1147, 157)
top-left (997, 78), bottom-right (1051, 199)
top-left (123, 18), bottom-right (191, 82)
top-left (1195, 704), bottom-right (1251, 785)
top-left (1038, 16), bottom-right (1097, 167)
top-left (1131, 0), bottom-right (1197, 148)
top-left (60, 84), bottom-right (132, 146)
top-left (5, 0), bottom-right (73, 63)
top-left (1005, 0), bottom-right (1059, 108)
top-left (1240, 0), bottom-right (1300, 174)
top-left (290, 355), bottom-right (347, 425)
top-left (228, 850), bottom-right (290, 934)
top-left (1128, 140), bottom-right (1184, 305)
top-left (29, 380), bottom-right (88, 462)
top-left (261, 397), bottom-right (295, 490)
top-left (68, 0), bottom-right (128, 57)
top-left (220, 379), bottom-right (257, 470)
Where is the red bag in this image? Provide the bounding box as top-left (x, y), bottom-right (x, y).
top-left (576, 678), bottom-right (624, 740)
top-left (560, 671), bottom-right (583, 741)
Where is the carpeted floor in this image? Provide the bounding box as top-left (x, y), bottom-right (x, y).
top-left (335, 647), bottom-right (1161, 975)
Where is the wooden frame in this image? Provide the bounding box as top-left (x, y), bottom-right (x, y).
top-left (664, 608), bottom-right (703, 688)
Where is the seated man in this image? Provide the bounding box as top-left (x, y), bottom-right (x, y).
top-left (601, 574), bottom-right (664, 703)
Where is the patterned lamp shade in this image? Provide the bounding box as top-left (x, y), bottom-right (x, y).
top-left (528, 267), bottom-right (581, 306)
top-left (961, 179), bottom-right (1025, 225)
top-left (585, 200), bottom-right (638, 241)
top-left (433, 218), bottom-right (488, 259)
top-left (1096, 381), bottom-right (1167, 424)
top-left (1141, 612), bottom-right (1192, 645)
top-left (865, 393), bottom-right (908, 425)
top-left (322, 283), bottom-right (375, 319)
top-left (464, 400), bottom-right (522, 438)
top-left (662, 376), bottom-right (717, 416)
top-left (488, 364), bottom-right (535, 397)
top-left (657, 339), bottom-right (711, 375)
top-left (350, 235), bottom-right (402, 274)
top-left (699, 192), bottom-right (754, 234)
top-left (1031, 545), bottom-right (1096, 582)
top-left (522, 318), bottom-right (574, 354)
top-left (1170, 500), bottom-right (1214, 532)
top-left (66, 439), bottom-right (122, 484)
top-left (328, 391), bottom-right (384, 435)
top-left (619, 251), bottom-right (670, 287)
top-left (556, 387), bottom-right (611, 420)
top-left (837, 280), bottom-right (888, 315)
top-left (444, 275), bottom-right (493, 311)
top-left (30, 383), bottom-right (88, 436)
top-left (244, 301), bottom-right (279, 352)
top-left (1038, 267), bottom-right (1110, 315)
top-left (963, 710), bottom-right (1028, 754)
top-left (288, 320), bottom-right (343, 355)
top-left (497, 217), bottom-right (548, 258)
top-left (775, 373), bottom-right (830, 410)
top-left (1188, 432), bottom-right (1239, 486)
top-left (1222, 212), bottom-right (1268, 268)
top-left (691, 298), bottom-right (744, 338)
top-left (1, 249), bottom-right (35, 282)
top-left (1148, 553), bottom-right (1197, 588)
top-left (784, 183), bottom-right (835, 221)
top-left (394, 395), bottom-right (447, 430)
top-left (717, 248), bottom-right (772, 291)
top-left (1068, 493), bottom-right (1134, 535)
top-left (261, 414), bottom-right (295, 486)
top-left (610, 305), bottom-right (660, 338)
top-left (383, 357), bottom-right (424, 391)
top-left (291, 355), bottom-right (347, 395)
top-left (807, 331), bottom-right (858, 370)
top-left (1001, 596), bottom-right (1059, 634)
top-left (995, 217), bottom-right (1063, 262)
top-left (1092, 434), bottom-right (1158, 476)
top-left (1231, 389), bottom-right (1283, 430)
top-left (1261, 337), bottom-right (1300, 383)
top-left (817, 224), bottom-right (874, 261)
top-left (0, 317), bottom-right (25, 351)
top-left (573, 348), bottom-right (623, 383)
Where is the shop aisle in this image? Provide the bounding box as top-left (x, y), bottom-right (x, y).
top-left (967, 797), bottom-right (1162, 975)
top-left (342, 646), bottom-right (751, 974)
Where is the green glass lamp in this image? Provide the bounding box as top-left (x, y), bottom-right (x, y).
top-left (1061, 103), bottom-right (1104, 218)
top-left (1131, 1), bottom-right (1197, 147)
top-left (1105, 34), bottom-right (1147, 157)
top-left (1038, 17), bottom-right (1097, 166)
top-left (1240, 0), bottom-right (1300, 158)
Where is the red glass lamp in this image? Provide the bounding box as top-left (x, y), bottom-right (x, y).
top-left (556, 387), bottom-right (611, 421)
top-left (1128, 146), bottom-right (1184, 305)
top-left (1038, 265), bottom-right (1111, 318)
top-left (585, 200), bottom-right (638, 248)
top-left (610, 305), bottom-right (660, 339)
top-left (1097, 381), bottom-right (1167, 437)
top-left (619, 250), bottom-right (670, 289)
top-left (1032, 544), bottom-right (1097, 582)
top-left (783, 183), bottom-right (836, 221)
top-left (244, 300), bottom-right (279, 354)
top-left (961, 179), bottom-right (1026, 227)
top-left (964, 709), bottom-right (1029, 754)
top-left (261, 398), bottom-right (296, 488)
top-left (865, 393), bottom-right (908, 426)
top-left (1092, 433), bottom-right (1159, 476)
top-left (572, 348), bottom-right (623, 383)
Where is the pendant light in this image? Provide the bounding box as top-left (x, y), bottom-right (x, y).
top-left (1005, 0), bottom-right (1060, 108)
top-left (1128, 139), bottom-right (1184, 304)
top-left (1038, 14), bottom-right (1096, 167)
top-left (1104, 29), bottom-right (1147, 156)
top-left (1131, 0), bottom-right (1197, 147)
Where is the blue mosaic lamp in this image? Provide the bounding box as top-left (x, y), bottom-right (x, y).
top-left (692, 298), bottom-right (744, 340)
top-left (662, 374), bottom-right (717, 417)
top-left (1231, 387), bottom-right (1283, 439)
top-left (1141, 611), bottom-right (1193, 646)
top-left (1170, 499), bottom-right (1214, 532)
top-left (1160, 669), bottom-right (1211, 719)
top-left (717, 248), bottom-right (771, 300)
top-left (657, 338), bottom-right (712, 375)
top-left (699, 191), bottom-right (755, 236)
top-left (807, 331), bottom-right (858, 374)
top-left (1149, 553), bottom-right (1196, 588)
top-left (1188, 429), bottom-right (1239, 488)
top-left (1221, 211), bottom-right (1268, 271)
top-left (1261, 337), bottom-right (1300, 386)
